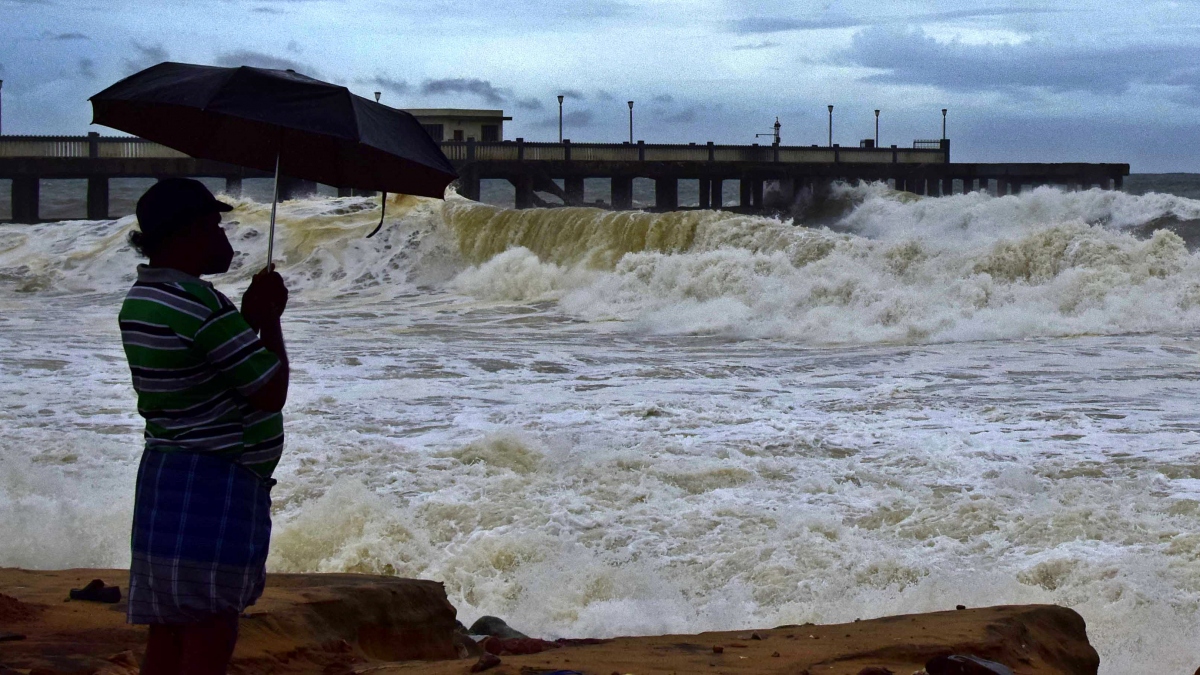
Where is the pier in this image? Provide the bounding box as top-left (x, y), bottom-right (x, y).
top-left (0, 133), bottom-right (1129, 222)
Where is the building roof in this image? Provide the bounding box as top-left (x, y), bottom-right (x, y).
top-left (403, 108), bottom-right (513, 121)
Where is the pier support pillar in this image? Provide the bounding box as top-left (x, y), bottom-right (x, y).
top-left (1101, 177), bottom-right (1114, 191)
top-left (698, 178), bottom-right (710, 209)
top-left (86, 176), bottom-right (109, 220)
top-left (655, 178), bottom-right (678, 210)
top-left (907, 177), bottom-right (925, 195)
top-left (611, 177), bottom-right (633, 210)
top-left (456, 167), bottom-right (480, 201)
top-left (995, 178), bottom-right (1008, 196)
top-left (1010, 180), bottom-right (1023, 195)
top-left (12, 177), bottom-right (38, 223)
top-left (511, 175), bottom-right (534, 209)
top-left (961, 178), bottom-right (973, 194)
top-left (564, 176), bottom-right (584, 205)
top-left (765, 177), bottom-right (796, 210)
top-left (893, 177), bottom-right (905, 192)
top-left (1113, 175), bottom-right (1124, 191)
top-left (940, 177), bottom-right (953, 197)
top-left (337, 187), bottom-right (352, 197)
top-left (352, 189), bottom-right (378, 197)
top-left (739, 179), bottom-right (752, 208)
top-left (711, 179), bottom-right (723, 208)
top-left (225, 177), bottom-right (243, 198)
top-left (751, 179), bottom-right (764, 209)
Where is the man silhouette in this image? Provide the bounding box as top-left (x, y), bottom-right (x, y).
top-left (119, 178), bottom-right (289, 674)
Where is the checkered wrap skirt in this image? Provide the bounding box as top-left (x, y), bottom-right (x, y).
top-left (127, 449), bottom-right (273, 625)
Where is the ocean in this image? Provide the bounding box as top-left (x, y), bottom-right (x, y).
top-left (3, 177), bottom-right (1200, 673)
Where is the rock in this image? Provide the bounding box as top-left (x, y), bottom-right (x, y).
top-left (480, 636), bottom-right (562, 656)
top-left (0, 593), bottom-right (38, 622)
top-left (68, 579), bottom-right (121, 604)
top-left (957, 605), bottom-right (967, 610)
top-left (712, 645), bottom-right (724, 653)
top-left (857, 668), bottom-right (894, 675)
top-left (750, 632), bottom-right (763, 640)
top-left (926, 654), bottom-right (1014, 675)
top-left (469, 615), bottom-right (530, 639)
top-left (771, 651), bottom-right (781, 657)
top-left (469, 653), bottom-right (501, 672)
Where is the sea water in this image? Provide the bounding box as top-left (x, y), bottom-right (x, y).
top-left (3, 183), bottom-right (1200, 673)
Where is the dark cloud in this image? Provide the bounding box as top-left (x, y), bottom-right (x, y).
top-left (421, 77), bottom-right (510, 105)
top-left (515, 97), bottom-right (543, 110)
top-left (252, 6), bottom-right (284, 13)
top-left (652, 93), bottom-right (674, 103)
top-left (77, 57), bottom-right (96, 79)
top-left (594, 89), bottom-right (616, 101)
top-left (662, 107), bottom-right (698, 124)
top-left (214, 50), bottom-right (310, 73)
top-left (731, 8), bottom-right (1058, 34)
top-left (732, 40), bottom-right (779, 51)
top-left (534, 109), bottom-right (594, 128)
top-left (49, 32), bottom-right (89, 40)
top-left (123, 42), bottom-right (168, 74)
top-left (286, 40), bottom-right (302, 53)
top-left (558, 89), bottom-right (585, 100)
top-left (360, 75), bottom-right (409, 97)
top-left (843, 26), bottom-right (1200, 96)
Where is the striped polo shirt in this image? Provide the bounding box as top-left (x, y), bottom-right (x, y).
top-left (119, 265), bottom-right (284, 478)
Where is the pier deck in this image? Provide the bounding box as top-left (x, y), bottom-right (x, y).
top-left (0, 134), bottom-right (1129, 222)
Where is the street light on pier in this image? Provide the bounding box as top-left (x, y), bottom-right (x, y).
top-left (827, 104), bottom-right (833, 147)
top-left (628, 100), bottom-right (634, 144)
top-left (0, 80), bottom-right (4, 136)
top-left (941, 108), bottom-right (947, 140)
top-left (558, 95), bottom-right (565, 143)
top-left (874, 109), bottom-right (880, 146)
top-left (374, 91), bottom-right (381, 103)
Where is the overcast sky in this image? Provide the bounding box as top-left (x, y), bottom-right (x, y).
top-left (2, 0), bottom-right (1199, 171)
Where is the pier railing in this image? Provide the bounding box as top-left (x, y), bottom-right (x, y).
top-left (0, 134), bottom-right (948, 164)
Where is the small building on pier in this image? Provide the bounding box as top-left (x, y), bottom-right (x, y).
top-left (402, 109), bottom-right (512, 143)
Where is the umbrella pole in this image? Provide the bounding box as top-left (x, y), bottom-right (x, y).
top-left (267, 151), bottom-right (280, 267)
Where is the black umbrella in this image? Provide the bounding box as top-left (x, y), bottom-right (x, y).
top-left (89, 61), bottom-right (458, 263)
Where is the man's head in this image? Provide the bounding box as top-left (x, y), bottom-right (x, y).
top-left (130, 178), bottom-right (235, 275)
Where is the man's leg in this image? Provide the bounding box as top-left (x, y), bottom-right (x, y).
top-left (142, 624), bottom-right (184, 675)
top-left (179, 612), bottom-right (240, 675)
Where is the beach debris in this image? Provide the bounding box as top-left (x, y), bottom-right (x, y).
top-left (470, 615), bottom-right (530, 639)
top-left (956, 605), bottom-right (967, 610)
top-left (925, 654), bottom-right (1014, 675)
top-left (470, 652), bottom-right (501, 672)
top-left (857, 668), bottom-right (895, 675)
top-left (750, 632), bottom-right (763, 640)
top-left (771, 651), bottom-right (781, 658)
top-left (68, 579), bottom-right (121, 603)
top-left (712, 645), bottom-right (724, 654)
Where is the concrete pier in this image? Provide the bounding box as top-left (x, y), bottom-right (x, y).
top-left (1, 135), bottom-right (1130, 221)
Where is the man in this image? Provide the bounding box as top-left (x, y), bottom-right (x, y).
top-left (119, 178), bottom-right (289, 674)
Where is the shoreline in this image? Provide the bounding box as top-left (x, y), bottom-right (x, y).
top-left (0, 567), bottom-right (1100, 675)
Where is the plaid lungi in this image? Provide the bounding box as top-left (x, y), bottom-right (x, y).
top-left (127, 449), bottom-right (274, 624)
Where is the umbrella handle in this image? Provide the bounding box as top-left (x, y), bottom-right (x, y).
top-left (267, 151), bottom-right (280, 265)
top-left (366, 191), bottom-right (387, 238)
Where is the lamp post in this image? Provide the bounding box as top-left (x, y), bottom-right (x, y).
top-left (827, 104), bottom-right (833, 147)
top-left (627, 100), bottom-right (634, 144)
top-left (374, 91), bottom-right (381, 103)
top-left (874, 109), bottom-right (880, 146)
top-left (941, 108), bottom-right (947, 140)
top-left (0, 80), bottom-right (4, 136)
top-left (558, 94), bottom-right (565, 143)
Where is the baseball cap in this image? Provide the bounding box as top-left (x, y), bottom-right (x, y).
top-left (135, 178), bottom-right (233, 240)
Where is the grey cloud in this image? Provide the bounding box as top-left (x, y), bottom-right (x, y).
top-left (214, 50), bottom-right (311, 73)
top-left (557, 89), bottom-right (586, 100)
top-left (361, 75), bottom-right (410, 97)
top-left (123, 42), bottom-right (168, 74)
top-left (534, 109), bottom-right (594, 127)
top-left (77, 57), bottom-right (96, 79)
top-left (663, 107), bottom-right (698, 124)
top-left (594, 89), bottom-right (616, 101)
top-left (49, 32), bottom-right (89, 40)
top-left (652, 93), bottom-right (673, 103)
top-left (421, 78), bottom-right (510, 104)
top-left (843, 26), bottom-right (1200, 96)
top-left (732, 7), bottom-right (1057, 34)
top-left (732, 40), bottom-right (779, 51)
top-left (252, 6), bottom-right (283, 13)
top-left (515, 97), bottom-right (543, 110)
top-left (286, 40), bottom-right (302, 53)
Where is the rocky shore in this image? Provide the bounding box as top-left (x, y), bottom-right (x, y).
top-left (0, 568), bottom-right (1101, 675)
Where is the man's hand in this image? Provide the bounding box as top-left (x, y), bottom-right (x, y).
top-left (241, 265), bottom-right (288, 332)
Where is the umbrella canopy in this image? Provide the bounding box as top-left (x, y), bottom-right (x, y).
top-left (89, 62), bottom-right (457, 199)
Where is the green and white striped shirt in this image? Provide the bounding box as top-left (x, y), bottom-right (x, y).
top-left (119, 265), bottom-right (283, 477)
